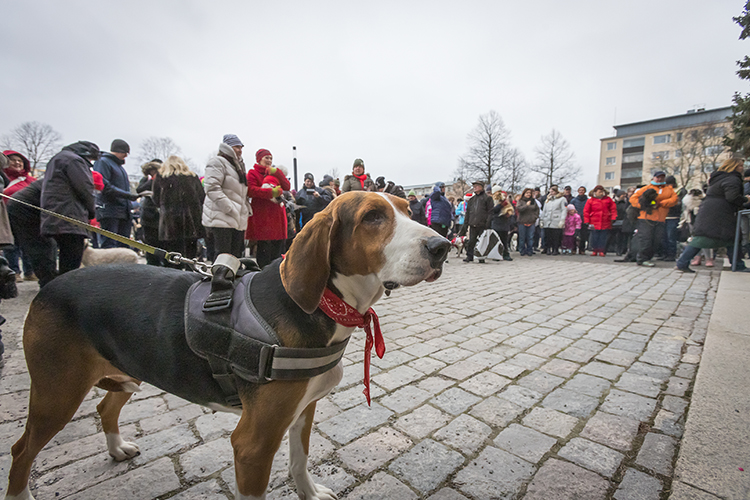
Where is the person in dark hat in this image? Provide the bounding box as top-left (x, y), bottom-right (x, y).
top-left (428, 181), bottom-right (452, 237)
top-left (295, 172), bottom-right (332, 228)
top-left (94, 139), bottom-right (139, 249)
top-left (459, 180), bottom-right (493, 262)
top-left (341, 158), bottom-right (371, 192)
top-left (658, 175), bottom-right (683, 261)
top-left (628, 171), bottom-right (678, 267)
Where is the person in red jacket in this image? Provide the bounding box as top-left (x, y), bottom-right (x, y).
top-left (246, 148), bottom-right (291, 268)
top-left (2, 150), bottom-right (36, 281)
top-left (583, 185), bottom-right (617, 256)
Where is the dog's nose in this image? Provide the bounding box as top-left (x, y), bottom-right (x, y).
top-left (425, 236), bottom-right (451, 268)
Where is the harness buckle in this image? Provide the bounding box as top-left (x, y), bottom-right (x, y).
top-left (202, 290), bottom-right (233, 312)
top-left (258, 344), bottom-right (277, 381)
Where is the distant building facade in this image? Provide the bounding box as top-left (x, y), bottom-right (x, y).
top-left (598, 106), bottom-right (733, 190)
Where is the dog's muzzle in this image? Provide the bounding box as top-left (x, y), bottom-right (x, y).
top-left (425, 236), bottom-right (451, 269)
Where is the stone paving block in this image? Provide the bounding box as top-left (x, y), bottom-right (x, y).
top-left (466, 350), bottom-right (506, 368)
top-left (316, 403), bottom-right (393, 444)
top-left (524, 458), bottom-right (610, 499)
top-left (610, 338), bottom-right (647, 353)
top-left (517, 371), bottom-right (566, 394)
top-left (559, 437), bottom-right (624, 477)
top-left (542, 388), bottom-right (599, 418)
top-left (71, 457), bottom-right (179, 500)
top-left (579, 360), bottom-right (626, 380)
top-left (636, 432), bottom-right (676, 476)
top-left (497, 384), bottom-right (544, 409)
top-left (44, 418), bottom-right (98, 449)
top-left (315, 399), bottom-right (341, 422)
top-left (394, 404), bottom-right (452, 439)
top-left (336, 427), bottom-right (412, 475)
top-left (430, 347), bottom-right (473, 364)
top-left (371, 365), bottom-right (424, 391)
top-left (564, 373), bottom-right (611, 398)
top-left (426, 487), bottom-right (470, 500)
top-left (490, 362), bottom-right (527, 379)
top-left (132, 423), bottom-right (200, 465)
top-left (458, 337), bottom-right (497, 352)
top-left (667, 480), bottom-right (722, 499)
top-left (169, 479), bottom-right (225, 499)
top-left (308, 463), bottom-right (357, 496)
top-left (596, 347), bottom-right (639, 366)
top-left (470, 396), bottom-right (524, 427)
top-left (525, 342), bottom-right (561, 358)
top-left (540, 358), bottom-right (580, 378)
top-left (493, 423), bottom-right (557, 462)
top-left (179, 437), bottom-right (233, 481)
top-left (454, 445), bottom-right (535, 499)
top-left (408, 356), bottom-right (447, 374)
top-left (140, 404), bottom-right (205, 434)
top-left (388, 439), bottom-right (464, 494)
top-left (675, 362), bottom-right (697, 379)
top-left (439, 358), bottom-right (486, 380)
top-left (416, 376), bottom-right (454, 395)
top-left (194, 411), bottom-right (240, 442)
top-left (616, 372), bottom-right (663, 397)
top-left (639, 350), bottom-right (681, 368)
top-left (506, 352), bottom-right (547, 370)
top-left (380, 385), bottom-right (432, 413)
top-left (584, 329), bottom-right (619, 343)
top-left (434, 414), bottom-right (491, 454)
top-left (458, 371), bottom-right (511, 397)
top-left (662, 395), bottom-right (689, 416)
top-left (431, 387), bottom-right (481, 415)
top-left (665, 376), bottom-right (690, 396)
top-left (614, 468), bottom-right (662, 500)
top-left (522, 407), bottom-right (578, 439)
top-left (330, 383), bottom-right (386, 410)
top-left (557, 346), bottom-right (597, 363)
top-left (601, 389), bottom-right (657, 422)
top-left (504, 335), bottom-right (539, 350)
top-left (32, 450), bottom-right (131, 499)
top-left (580, 411), bottom-right (640, 451)
top-left (346, 471), bottom-right (418, 500)
top-left (628, 361), bottom-right (672, 382)
top-left (403, 342), bottom-right (440, 357)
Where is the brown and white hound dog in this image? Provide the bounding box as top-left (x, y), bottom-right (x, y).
top-left (5, 192), bottom-right (450, 500)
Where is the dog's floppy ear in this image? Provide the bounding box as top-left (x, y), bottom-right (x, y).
top-left (280, 208), bottom-right (338, 314)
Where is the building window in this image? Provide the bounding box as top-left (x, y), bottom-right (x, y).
top-left (623, 137), bottom-right (645, 148)
top-left (621, 169), bottom-right (643, 179)
top-left (654, 134), bottom-right (671, 144)
top-left (704, 145), bottom-right (725, 156)
top-left (604, 172), bottom-right (615, 180)
top-left (606, 157), bottom-right (616, 165)
top-left (622, 152), bottom-right (644, 163)
top-left (607, 142), bottom-right (617, 150)
top-left (652, 151), bottom-right (670, 161)
top-left (676, 132), bottom-right (683, 142)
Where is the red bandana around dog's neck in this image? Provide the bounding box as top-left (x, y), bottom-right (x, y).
top-left (318, 288), bottom-right (385, 406)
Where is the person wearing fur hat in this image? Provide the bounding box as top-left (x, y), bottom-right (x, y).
top-left (459, 181), bottom-right (493, 262)
top-left (583, 185), bottom-right (617, 256)
top-left (246, 148), bottom-right (291, 268)
top-left (295, 172), bottom-right (332, 228)
top-left (341, 158), bottom-right (371, 192)
top-left (136, 159), bottom-right (164, 266)
top-left (540, 185), bottom-right (567, 255)
top-left (202, 134), bottom-right (251, 260)
top-left (516, 188), bottom-right (539, 256)
top-left (94, 139), bottom-right (140, 249)
top-left (490, 186), bottom-right (514, 261)
top-left (2, 150), bottom-right (36, 281)
top-left (562, 205), bottom-right (582, 254)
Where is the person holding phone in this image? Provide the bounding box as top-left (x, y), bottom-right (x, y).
top-left (295, 172), bottom-right (332, 228)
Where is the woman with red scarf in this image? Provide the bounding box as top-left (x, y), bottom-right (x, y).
top-left (2, 150), bottom-right (36, 281)
top-left (246, 148), bottom-right (290, 268)
top-left (341, 158), bottom-right (371, 192)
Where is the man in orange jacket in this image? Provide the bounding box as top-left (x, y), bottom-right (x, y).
top-left (629, 171), bottom-right (679, 267)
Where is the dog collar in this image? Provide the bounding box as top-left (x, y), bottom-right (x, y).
top-left (318, 288), bottom-right (385, 406)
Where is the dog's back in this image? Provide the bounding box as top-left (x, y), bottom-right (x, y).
top-left (81, 246), bottom-right (139, 267)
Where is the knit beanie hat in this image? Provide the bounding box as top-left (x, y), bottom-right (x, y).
top-left (304, 172), bottom-right (314, 181)
top-left (408, 190), bottom-right (417, 197)
top-left (353, 158), bottom-right (365, 168)
top-left (567, 204), bottom-right (577, 212)
top-left (110, 139), bottom-right (130, 154)
top-left (255, 149), bottom-right (272, 164)
top-left (222, 134), bottom-right (244, 148)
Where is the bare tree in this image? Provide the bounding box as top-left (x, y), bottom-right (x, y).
top-left (136, 137), bottom-right (182, 164)
top-left (1, 122), bottom-right (62, 176)
top-left (530, 129), bottom-right (581, 191)
top-left (455, 110), bottom-right (511, 187)
top-left (496, 147), bottom-right (529, 195)
top-left (326, 167), bottom-right (340, 180)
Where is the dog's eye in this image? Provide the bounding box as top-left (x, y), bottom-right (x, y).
top-left (362, 210), bottom-right (384, 224)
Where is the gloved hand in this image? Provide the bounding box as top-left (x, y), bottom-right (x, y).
top-left (271, 186), bottom-right (282, 198)
top-left (128, 192), bottom-right (140, 201)
top-left (267, 166), bottom-right (278, 176)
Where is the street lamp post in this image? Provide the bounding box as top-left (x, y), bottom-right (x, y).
top-left (293, 146), bottom-right (298, 191)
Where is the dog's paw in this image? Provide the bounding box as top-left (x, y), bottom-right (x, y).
top-left (303, 483), bottom-right (337, 500)
top-left (106, 433), bottom-right (140, 461)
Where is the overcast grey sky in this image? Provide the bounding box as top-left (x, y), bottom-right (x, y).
top-left (1, 0), bottom-right (745, 189)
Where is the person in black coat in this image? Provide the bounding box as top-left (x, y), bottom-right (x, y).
top-left (94, 139), bottom-right (139, 248)
top-left (151, 156), bottom-right (205, 264)
top-left (294, 173), bottom-right (332, 228)
top-left (460, 181), bottom-right (494, 263)
top-left (407, 190), bottom-right (427, 225)
top-left (137, 160), bottom-right (164, 266)
top-left (40, 141), bottom-right (100, 276)
top-left (675, 157), bottom-right (750, 272)
top-left (490, 188), bottom-right (513, 261)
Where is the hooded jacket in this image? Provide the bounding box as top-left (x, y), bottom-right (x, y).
top-left (540, 192), bottom-right (567, 229)
top-left (202, 143), bottom-right (251, 231)
top-left (428, 183), bottom-right (453, 226)
top-left (693, 170), bottom-right (746, 242)
top-left (94, 152), bottom-right (133, 220)
top-left (1, 150), bottom-right (35, 201)
top-left (40, 145), bottom-right (96, 237)
top-left (583, 193), bottom-right (617, 230)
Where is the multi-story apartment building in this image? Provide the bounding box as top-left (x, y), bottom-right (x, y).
top-left (598, 106), bottom-right (733, 191)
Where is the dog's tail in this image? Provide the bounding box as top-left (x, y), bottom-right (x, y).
top-left (95, 375), bottom-right (142, 393)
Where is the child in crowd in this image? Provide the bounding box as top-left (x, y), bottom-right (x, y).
top-left (562, 204), bottom-right (581, 254)
top-left (261, 165), bottom-right (288, 204)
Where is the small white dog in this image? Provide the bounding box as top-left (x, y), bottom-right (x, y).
top-left (81, 241), bottom-right (139, 267)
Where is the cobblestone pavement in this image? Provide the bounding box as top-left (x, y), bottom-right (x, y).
top-left (0, 256), bottom-right (720, 499)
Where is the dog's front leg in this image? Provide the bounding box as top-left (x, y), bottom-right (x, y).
top-left (288, 401), bottom-right (337, 500)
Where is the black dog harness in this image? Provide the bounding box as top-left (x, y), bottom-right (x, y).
top-left (184, 265), bottom-right (348, 408)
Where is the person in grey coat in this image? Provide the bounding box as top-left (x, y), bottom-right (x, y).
top-left (40, 141), bottom-right (100, 276)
